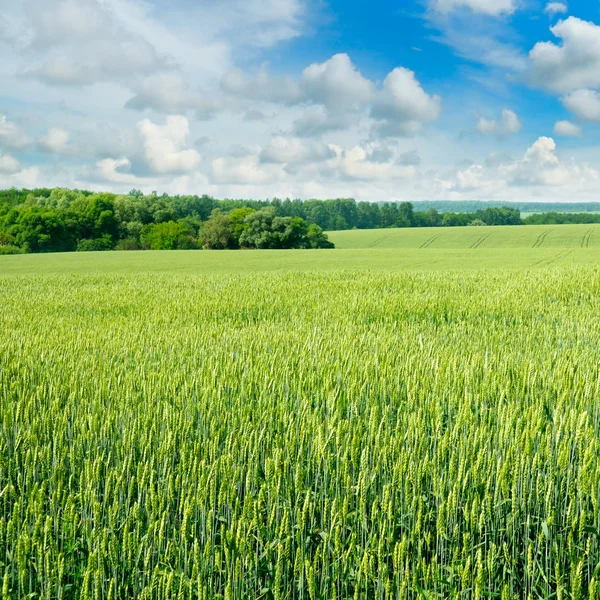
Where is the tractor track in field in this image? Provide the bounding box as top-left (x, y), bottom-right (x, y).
top-left (581, 228), bottom-right (594, 248)
top-left (420, 234), bottom-right (441, 248)
top-left (368, 234), bottom-right (392, 248)
top-left (530, 249), bottom-right (573, 269)
top-left (532, 229), bottom-right (552, 248)
top-left (470, 233), bottom-right (491, 249)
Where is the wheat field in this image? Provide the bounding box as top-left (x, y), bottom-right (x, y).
top-left (2, 261), bottom-right (600, 598)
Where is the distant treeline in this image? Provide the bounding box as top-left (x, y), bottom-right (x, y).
top-left (523, 212), bottom-right (600, 225)
top-left (0, 188), bottom-right (335, 254)
top-left (411, 200), bottom-right (600, 214)
top-left (0, 187), bottom-right (595, 254)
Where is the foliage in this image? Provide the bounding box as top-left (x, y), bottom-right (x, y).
top-left (77, 234), bottom-right (114, 252)
top-left (524, 212), bottom-right (600, 225)
top-left (199, 209), bottom-right (236, 249)
top-left (0, 245), bottom-right (22, 255)
top-left (115, 237), bottom-right (142, 251)
top-left (2, 267), bottom-right (600, 598)
top-left (1, 186), bottom-right (599, 255)
top-left (140, 221), bottom-right (198, 250)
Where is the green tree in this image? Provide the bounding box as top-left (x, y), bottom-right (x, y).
top-left (8, 206), bottom-right (74, 253)
top-left (306, 224), bottom-right (334, 248)
top-left (229, 207), bottom-right (256, 246)
top-left (239, 208), bottom-right (279, 248)
top-left (199, 210), bottom-right (235, 249)
top-left (140, 221), bottom-right (198, 250)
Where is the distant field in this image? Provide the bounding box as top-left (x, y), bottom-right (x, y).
top-left (2, 245), bottom-right (600, 275)
top-left (521, 211), bottom-right (600, 217)
top-left (328, 223), bottom-right (600, 249)
top-left (1, 224), bottom-right (599, 276)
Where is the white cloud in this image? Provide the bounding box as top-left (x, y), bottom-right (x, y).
top-left (454, 164), bottom-right (501, 193)
top-left (211, 153), bottom-right (283, 185)
top-left (371, 67), bottom-right (442, 137)
top-left (0, 167), bottom-right (42, 190)
top-left (126, 72), bottom-right (219, 117)
top-left (177, 0), bottom-right (306, 49)
top-left (452, 137), bottom-right (598, 194)
top-left (544, 2), bottom-right (568, 16)
top-left (527, 18), bottom-right (600, 94)
top-left (23, 0), bottom-right (170, 86)
top-left (476, 108), bottom-right (522, 137)
top-left (324, 144), bottom-right (419, 182)
top-left (260, 137), bottom-right (335, 165)
top-left (561, 89), bottom-right (600, 122)
top-left (553, 120), bottom-right (582, 137)
top-left (0, 116), bottom-right (31, 151)
top-left (95, 158), bottom-right (146, 184)
top-left (214, 54), bottom-right (440, 139)
top-left (432, 0), bottom-right (516, 16)
top-left (221, 65), bottom-right (302, 105)
top-left (301, 54), bottom-right (374, 110)
top-left (40, 128), bottom-right (70, 153)
top-left (291, 106), bottom-right (357, 137)
top-left (0, 154), bottom-right (20, 174)
top-left (77, 156), bottom-right (159, 191)
top-left (3, 0), bottom-right (309, 96)
top-left (137, 116), bottom-right (201, 174)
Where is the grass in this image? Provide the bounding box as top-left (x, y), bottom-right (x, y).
top-left (327, 223), bottom-right (600, 249)
top-left (2, 225), bottom-right (600, 598)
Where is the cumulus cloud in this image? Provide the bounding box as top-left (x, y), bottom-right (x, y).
top-left (371, 68), bottom-right (442, 137)
top-left (0, 154), bottom-right (20, 174)
top-left (553, 120), bottom-right (582, 137)
top-left (301, 54), bottom-right (374, 110)
top-left (452, 137), bottom-right (598, 193)
top-left (137, 116), bottom-right (201, 175)
top-left (561, 89), bottom-right (600, 122)
top-left (221, 65), bottom-right (302, 105)
top-left (0, 116), bottom-right (31, 151)
top-left (432, 0), bottom-right (516, 16)
top-left (292, 106), bottom-right (357, 137)
top-left (324, 144), bottom-right (419, 182)
top-left (40, 128), bottom-right (70, 153)
top-left (476, 109), bottom-right (522, 137)
top-left (217, 54), bottom-right (441, 139)
top-left (94, 158), bottom-right (147, 185)
top-left (23, 0), bottom-right (170, 86)
top-left (211, 153), bottom-right (283, 185)
top-left (259, 137), bottom-right (335, 165)
top-left (544, 2), bottom-right (568, 16)
top-left (77, 157), bottom-right (159, 189)
top-left (527, 18), bottom-right (600, 94)
top-left (126, 73), bottom-right (220, 117)
top-left (0, 167), bottom-right (42, 190)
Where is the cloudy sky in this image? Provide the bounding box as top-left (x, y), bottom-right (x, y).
top-left (1, 0), bottom-right (600, 201)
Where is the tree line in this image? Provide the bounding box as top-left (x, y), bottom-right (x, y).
top-left (0, 186), bottom-right (587, 255)
top-left (0, 189), bottom-right (335, 254)
top-left (411, 200), bottom-right (600, 214)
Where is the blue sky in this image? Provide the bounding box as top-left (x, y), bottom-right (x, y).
top-left (1, 0), bottom-right (600, 201)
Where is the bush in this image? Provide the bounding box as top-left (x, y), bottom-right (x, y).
top-left (140, 221), bottom-right (198, 250)
top-left (0, 245), bottom-right (23, 255)
top-left (0, 231), bottom-right (17, 247)
top-left (115, 237), bottom-right (141, 251)
top-left (77, 235), bottom-right (114, 252)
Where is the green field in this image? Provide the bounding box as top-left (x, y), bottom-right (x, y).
top-left (328, 223), bottom-right (600, 249)
top-left (2, 226), bottom-right (600, 598)
top-left (1, 224), bottom-right (600, 276)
